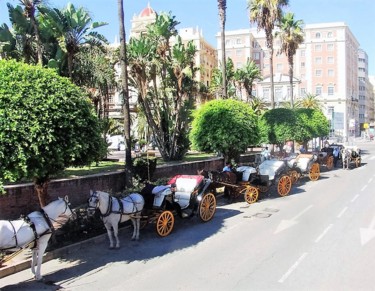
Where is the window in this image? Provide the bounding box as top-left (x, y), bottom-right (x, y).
top-left (275, 87), bottom-right (283, 101)
top-left (300, 88), bottom-right (306, 97)
top-left (236, 49), bottom-right (242, 56)
top-left (253, 52), bottom-right (260, 60)
top-left (327, 57), bottom-right (334, 64)
top-left (315, 57), bottom-right (322, 64)
top-left (315, 44), bottom-right (322, 51)
top-left (327, 43), bottom-right (334, 51)
top-left (225, 39), bottom-right (230, 46)
top-left (301, 62), bottom-right (305, 68)
top-left (328, 86), bottom-right (334, 95)
top-left (263, 88), bottom-right (270, 100)
top-left (328, 69), bottom-right (334, 77)
top-left (315, 32), bottom-right (321, 38)
top-left (315, 86), bottom-right (322, 95)
top-left (236, 38), bottom-right (242, 44)
top-left (315, 69), bottom-right (322, 77)
top-left (300, 50), bottom-right (305, 57)
top-left (276, 63), bottom-right (283, 72)
top-left (226, 50), bottom-right (232, 57)
top-left (327, 32), bottom-right (333, 38)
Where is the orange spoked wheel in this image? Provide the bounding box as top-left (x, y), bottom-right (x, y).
top-left (288, 170), bottom-right (299, 184)
top-left (326, 156), bottom-right (334, 170)
top-left (241, 186), bottom-right (259, 204)
top-left (309, 162), bottom-right (320, 181)
top-left (199, 193), bottom-right (216, 222)
top-left (277, 175), bottom-right (292, 197)
top-left (156, 210), bottom-right (174, 237)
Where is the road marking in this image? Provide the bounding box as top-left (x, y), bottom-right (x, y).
top-left (315, 224), bottom-right (333, 243)
top-left (369, 178), bottom-right (373, 184)
top-left (351, 194), bottom-right (360, 202)
top-left (370, 156), bottom-right (375, 160)
top-left (361, 185), bottom-right (368, 192)
top-left (278, 252), bottom-right (308, 283)
top-left (274, 205), bottom-right (313, 234)
top-left (337, 207), bottom-right (348, 218)
top-left (360, 215), bottom-right (375, 245)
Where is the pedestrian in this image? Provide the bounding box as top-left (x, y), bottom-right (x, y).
top-left (223, 162), bottom-right (233, 172)
top-left (333, 147), bottom-right (339, 167)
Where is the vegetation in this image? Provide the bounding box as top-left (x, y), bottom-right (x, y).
top-left (0, 60), bottom-right (106, 206)
top-left (276, 12), bottom-right (304, 107)
top-left (248, 0), bottom-right (289, 109)
top-left (190, 99), bottom-right (259, 163)
top-left (127, 12), bottom-right (199, 161)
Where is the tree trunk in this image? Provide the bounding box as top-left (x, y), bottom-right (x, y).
top-left (34, 180), bottom-right (50, 208)
top-left (269, 47), bottom-right (275, 109)
top-left (289, 54), bottom-right (294, 108)
top-left (118, 0), bottom-right (133, 188)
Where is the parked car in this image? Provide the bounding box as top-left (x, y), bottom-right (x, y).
top-left (118, 141), bottom-right (125, 151)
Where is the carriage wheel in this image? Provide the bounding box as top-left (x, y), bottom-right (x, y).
top-left (241, 186), bottom-right (259, 204)
top-left (156, 210), bottom-right (174, 237)
top-left (309, 163), bottom-right (320, 181)
top-left (355, 158), bottom-right (361, 168)
top-left (277, 175), bottom-right (292, 197)
top-left (199, 193), bottom-right (216, 222)
top-left (326, 156), bottom-right (334, 170)
top-left (258, 185), bottom-right (270, 193)
top-left (288, 170), bottom-right (299, 184)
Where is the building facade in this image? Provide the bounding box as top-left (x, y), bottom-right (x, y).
top-left (217, 22), bottom-right (371, 141)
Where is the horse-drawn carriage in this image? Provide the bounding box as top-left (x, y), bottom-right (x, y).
top-left (88, 175), bottom-right (216, 246)
top-left (316, 147), bottom-right (334, 170)
top-left (203, 159), bottom-right (293, 204)
top-left (286, 153), bottom-right (320, 182)
top-left (140, 174), bottom-right (216, 237)
top-left (341, 145), bottom-right (361, 169)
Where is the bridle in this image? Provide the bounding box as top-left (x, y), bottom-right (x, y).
top-left (40, 198), bottom-right (74, 230)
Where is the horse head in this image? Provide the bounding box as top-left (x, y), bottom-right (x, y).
top-left (87, 190), bottom-right (100, 216)
top-left (43, 195), bottom-right (75, 221)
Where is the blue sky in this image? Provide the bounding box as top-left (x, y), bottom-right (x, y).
top-left (1, 0), bottom-right (374, 74)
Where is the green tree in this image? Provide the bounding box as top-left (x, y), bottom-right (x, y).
top-left (259, 108), bottom-right (297, 150)
top-left (248, 0), bottom-right (288, 109)
top-left (295, 93), bottom-right (322, 110)
top-left (190, 99), bottom-right (259, 163)
top-left (39, 3), bottom-right (108, 79)
top-left (128, 13), bottom-right (199, 161)
top-left (0, 60), bottom-right (106, 206)
top-left (276, 12), bottom-right (304, 107)
top-left (218, 0), bottom-right (227, 98)
top-left (234, 59), bottom-right (263, 102)
top-left (117, 0), bottom-right (133, 187)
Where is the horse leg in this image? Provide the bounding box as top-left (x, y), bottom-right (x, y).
top-left (112, 223), bottom-right (120, 249)
top-left (104, 223), bottom-right (115, 249)
top-left (131, 217), bottom-right (140, 241)
top-left (32, 234), bottom-right (51, 281)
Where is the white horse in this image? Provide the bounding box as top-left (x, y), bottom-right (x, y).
top-left (0, 196), bottom-right (74, 280)
top-left (87, 190), bottom-right (145, 249)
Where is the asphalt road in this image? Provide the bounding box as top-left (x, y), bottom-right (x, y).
top-left (2, 140), bottom-right (375, 291)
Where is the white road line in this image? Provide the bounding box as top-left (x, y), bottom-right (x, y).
top-left (369, 178), bottom-right (373, 183)
top-left (315, 224), bottom-right (334, 243)
top-left (278, 252), bottom-right (308, 283)
top-left (370, 156), bottom-right (375, 160)
top-left (361, 185), bottom-right (368, 192)
top-left (337, 207), bottom-right (348, 218)
top-left (351, 194), bottom-right (360, 202)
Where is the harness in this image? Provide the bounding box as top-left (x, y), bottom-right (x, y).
top-left (93, 193), bottom-right (140, 218)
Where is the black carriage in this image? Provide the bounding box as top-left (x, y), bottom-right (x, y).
top-left (140, 175), bottom-right (216, 237)
top-left (316, 147), bottom-right (334, 170)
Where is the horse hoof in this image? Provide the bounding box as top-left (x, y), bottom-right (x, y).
top-left (109, 246), bottom-right (114, 250)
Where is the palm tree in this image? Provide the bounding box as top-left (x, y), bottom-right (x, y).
top-left (234, 59), bottom-right (263, 102)
top-left (117, 0), bottom-right (133, 187)
top-left (39, 3), bottom-right (108, 79)
top-left (276, 12), bottom-right (304, 108)
top-left (18, 0), bottom-right (43, 65)
top-left (218, 0), bottom-right (227, 98)
top-left (295, 93), bottom-right (322, 110)
top-left (248, 0), bottom-right (288, 109)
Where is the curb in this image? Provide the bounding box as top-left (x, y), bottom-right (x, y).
top-left (0, 232), bottom-right (109, 279)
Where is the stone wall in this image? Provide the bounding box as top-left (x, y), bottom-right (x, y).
top-left (0, 158), bottom-right (224, 220)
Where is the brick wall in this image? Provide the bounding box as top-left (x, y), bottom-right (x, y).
top-left (0, 158), bottom-right (224, 220)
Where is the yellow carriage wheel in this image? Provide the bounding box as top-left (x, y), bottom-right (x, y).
top-left (309, 162), bottom-right (320, 181)
top-left (156, 210), bottom-right (174, 237)
top-left (355, 157), bottom-right (361, 168)
top-left (199, 193), bottom-right (216, 222)
top-left (326, 156), bottom-right (334, 170)
top-left (288, 170), bottom-right (299, 184)
top-left (241, 186), bottom-right (259, 204)
top-left (277, 175), bottom-right (292, 197)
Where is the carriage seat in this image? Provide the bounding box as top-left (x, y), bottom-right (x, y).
top-left (168, 175), bottom-right (204, 209)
